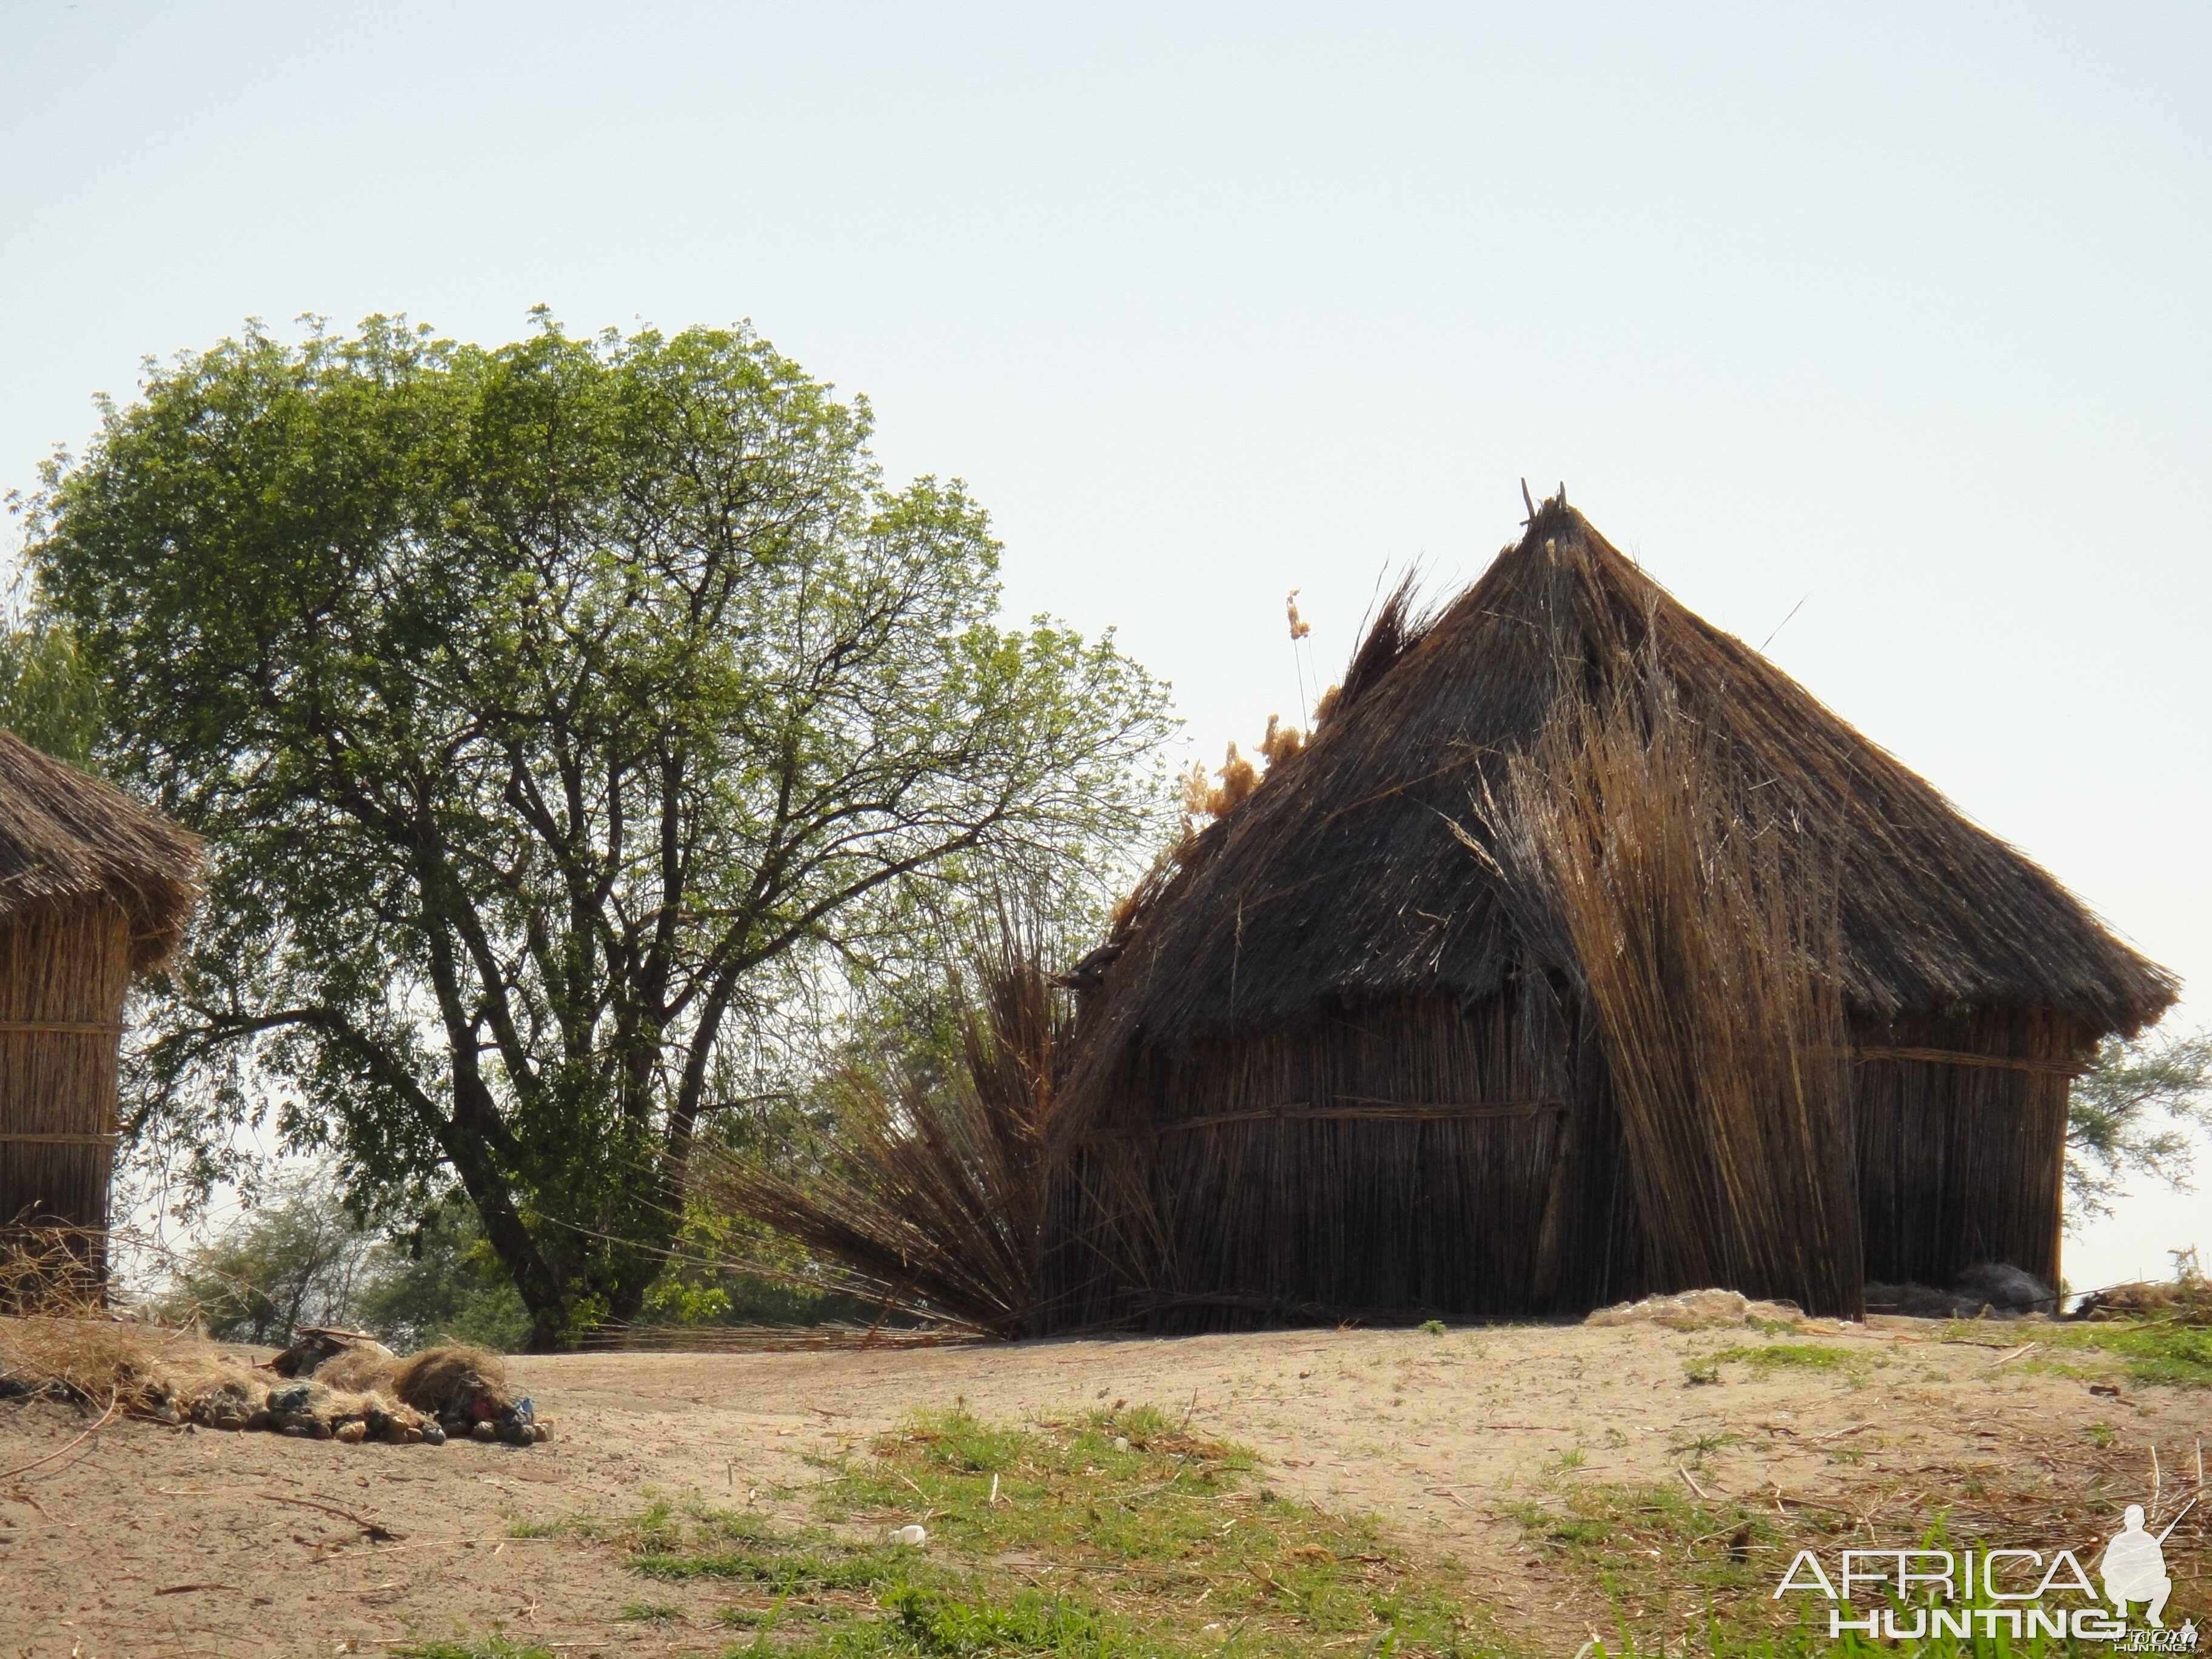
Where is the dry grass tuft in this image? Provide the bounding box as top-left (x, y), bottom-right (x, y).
top-left (1258, 714), bottom-right (1304, 768)
top-left (703, 937), bottom-right (1074, 1338)
top-left (1205, 743), bottom-right (1260, 817)
top-left (0, 1222), bottom-right (106, 1315)
top-left (0, 1223), bottom-right (264, 1418)
top-left (1182, 722), bottom-right (1305, 827)
top-left (0, 1311), bottom-right (256, 1418)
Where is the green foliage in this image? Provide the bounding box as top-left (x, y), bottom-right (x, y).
top-left (390, 1640), bottom-right (559, 1659)
top-left (157, 1170), bottom-right (378, 1345)
top-left (350, 1192), bottom-right (533, 1352)
top-left (28, 313), bottom-right (1172, 1347)
top-left (2067, 1028), bottom-right (2212, 1221)
top-left (158, 1169), bottom-right (530, 1350)
top-left (0, 600), bottom-right (101, 766)
top-left (1418, 1319), bottom-right (1447, 1336)
top-left (632, 1192), bottom-right (876, 1330)
top-left (2028, 1318), bottom-right (2212, 1388)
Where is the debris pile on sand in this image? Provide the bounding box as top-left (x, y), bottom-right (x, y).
top-left (1584, 1288), bottom-right (1825, 1331)
top-left (1864, 1262), bottom-right (2057, 1320)
top-left (1589, 1264), bottom-right (2065, 1330)
top-left (0, 1318), bottom-right (548, 1447)
top-left (2071, 1278), bottom-right (2212, 1324)
top-left (275, 1328), bottom-right (547, 1446)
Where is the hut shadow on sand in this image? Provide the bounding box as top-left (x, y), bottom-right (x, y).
top-left (0, 731), bottom-right (201, 1302)
top-left (1041, 496), bottom-right (2174, 1329)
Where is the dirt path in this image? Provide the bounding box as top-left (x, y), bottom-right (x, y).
top-left (1, 1318), bottom-right (2200, 1657)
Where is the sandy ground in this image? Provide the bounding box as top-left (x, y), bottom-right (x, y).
top-left (1, 1318), bottom-right (2203, 1658)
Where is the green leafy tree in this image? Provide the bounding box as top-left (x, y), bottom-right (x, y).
top-left (2067, 1028), bottom-right (2212, 1222)
top-left (159, 1172), bottom-right (377, 1346)
top-left (351, 1195), bottom-right (532, 1352)
top-left (0, 595), bottom-right (101, 766)
top-left (29, 315), bottom-right (1170, 1347)
top-left (157, 1175), bottom-right (531, 1350)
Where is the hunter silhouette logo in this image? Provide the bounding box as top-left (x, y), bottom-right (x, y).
top-left (2103, 1503), bottom-right (2183, 1628)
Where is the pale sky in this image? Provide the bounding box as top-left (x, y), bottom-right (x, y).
top-left (3, 2), bottom-right (2204, 1289)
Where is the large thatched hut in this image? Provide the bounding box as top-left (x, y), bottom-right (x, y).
top-left (1042, 498), bottom-right (2174, 1328)
top-left (0, 731), bottom-right (201, 1284)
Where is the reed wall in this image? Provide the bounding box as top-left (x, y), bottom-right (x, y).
top-left (1849, 1005), bottom-right (2084, 1288)
top-left (1042, 994), bottom-right (2083, 1332)
top-left (0, 898), bottom-right (133, 1291)
top-left (1044, 988), bottom-right (1653, 1331)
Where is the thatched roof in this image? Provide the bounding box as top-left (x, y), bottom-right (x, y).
top-left (0, 729), bottom-right (202, 972)
top-left (1082, 498), bottom-right (2175, 1058)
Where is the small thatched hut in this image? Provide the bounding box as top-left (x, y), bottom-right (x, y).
top-left (0, 731), bottom-right (201, 1285)
top-left (1043, 498), bottom-right (2174, 1328)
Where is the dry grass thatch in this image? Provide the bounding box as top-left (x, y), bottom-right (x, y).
top-left (703, 938), bottom-right (1074, 1338)
top-left (2074, 1250), bottom-right (2212, 1324)
top-left (0, 729), bottom-right (202, 973)
top-left (0, 1313), bottom-right (256, 1418)
top-left (1068, 500), bottom-right (2173, 1062)
top-left (0, 1237), bottom-right (273, 1424)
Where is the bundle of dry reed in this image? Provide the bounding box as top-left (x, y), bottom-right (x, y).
top-left (1490, 666), bottom-right (1864, 1318)
top-left (702, 938), bottom-right (1073, 1338)
top-left (2073, 1250), bottom-right (2212, 1324)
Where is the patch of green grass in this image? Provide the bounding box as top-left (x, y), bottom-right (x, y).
top-left (832, 1584), bottom-right (1130, 1658)
top-left (2038, 1319), bottom-right (2212, 1387)
top-left (610, 1406), bottom-right (1493, 1659)
top-left (1707, 1342), bottom-right (1861, 1373)
top-left (1683, 1342), bottom-right (1865, 1386)
top-left (635, 1537), bottom-right (907, 1592)
top-left (390, 1640), bottom-right (560, 1659)
top-left (1509, 1470), bottom-right (2212, 1657)
top-left (505, 1518), bottom-right (561, 1538)
top-left (1931, 1315), bottom-right (2212, 1389)
top-left (1418, 1319), bottom-right (1448, 1336)
top-left (617, 1600), bottom-right (684, 1624)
